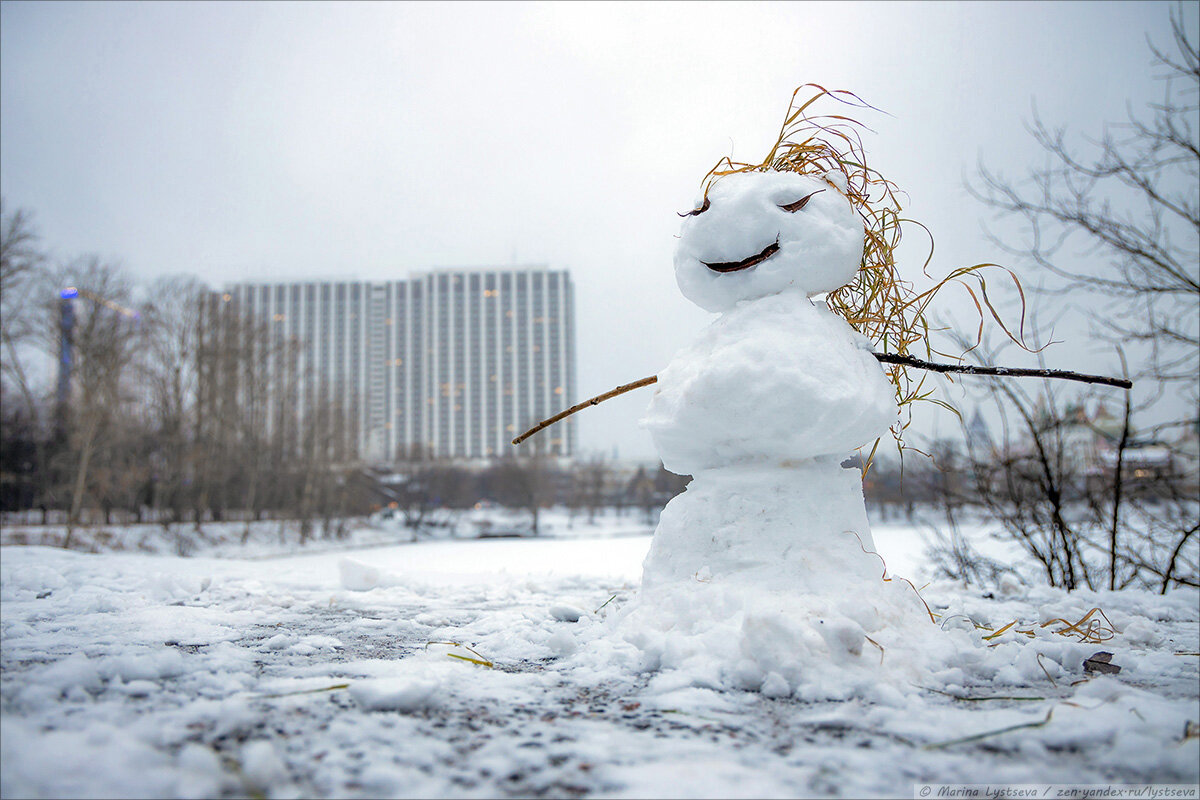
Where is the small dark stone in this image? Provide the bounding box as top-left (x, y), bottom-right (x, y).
top-left (1083, 651), bottom-right (1121, 674)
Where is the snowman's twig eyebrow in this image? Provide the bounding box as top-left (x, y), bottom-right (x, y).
top-left (778, 189), bottom-right (825, 212)
top-left (678, 196), bottom-right (711, 217)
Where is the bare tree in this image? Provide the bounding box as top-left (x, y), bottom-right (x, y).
top-left (491, 441), bottom-right (551, 536)
top-left (1, 201), bottom-right (51, 514)
top-left (235, 304), bottom-right (277, 539)
top-left (140, 276), bottom-right (207, 531)
top-left (947, 328), bottom-right (1195, 593)
top-left (627, 466), bottom-right (657, 525)
top-left (1, 200), bottom-right (46, 415)
top-left (1, 207), bottom-right (380, 544)
top-left (956, 7), bottom-right (1199, 593)
top-left (42, 259), bottom-right (141, 545)
top-left (570, 455), bottom-right (610, 524)
top-left (622, 462), bottom-right (690, 526)
top-left (295, 385), bottom-right (337, 544)
top-left (958, 354), bottom-right (1097, 590)
top-left (383, 444), bottom-right (437, 536)
top-left (970, 7), bottom-right (1199, 427)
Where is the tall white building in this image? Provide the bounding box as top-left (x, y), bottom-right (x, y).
top-left (225, 267), bottom-right (575, 463)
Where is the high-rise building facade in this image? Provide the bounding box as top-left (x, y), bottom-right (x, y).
top-left (225, 267), bottom-right (575, 463)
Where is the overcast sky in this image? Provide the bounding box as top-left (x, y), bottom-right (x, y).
top-left (1, 1), bottom-right (1191, 460)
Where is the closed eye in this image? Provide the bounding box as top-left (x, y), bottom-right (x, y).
top-left (678, 196), bottom-right (710, 217)
top-left (778, 189), bottom-right (824, 213)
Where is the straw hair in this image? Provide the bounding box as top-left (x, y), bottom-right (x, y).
top-left (699, 85), bottom-right (1032, 446)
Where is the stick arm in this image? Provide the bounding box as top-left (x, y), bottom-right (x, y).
top-left (511, 355), bottom-right (1131, 446)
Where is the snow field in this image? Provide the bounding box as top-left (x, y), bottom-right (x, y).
top-left (2, 529), bottom-right (1197, 798)
top-left (0, 508), bottom-right (657, 560)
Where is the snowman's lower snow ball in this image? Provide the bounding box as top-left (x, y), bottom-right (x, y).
top-left (609, 155), bottom-right (938, 699)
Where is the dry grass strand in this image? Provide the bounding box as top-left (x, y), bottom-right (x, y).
top-left (701, 84), bottom-right (1037, 458)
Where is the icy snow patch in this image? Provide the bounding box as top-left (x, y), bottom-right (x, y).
top-left (1, 538), bottom-right (1196, 798)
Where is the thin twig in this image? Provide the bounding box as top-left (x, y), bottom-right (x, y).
top-left (511, 376), bottom-right (658, 445)
top-left (873, 353), bottom-right (1132, 389)
top-left (924, 708), bottom-right (1054, 750)
top-left (917, 685), bottom-right (1045, 702)
top-left (256, 683), bottom-right (350, 699)
top-left (511, 355), bottom-right (1131, 446)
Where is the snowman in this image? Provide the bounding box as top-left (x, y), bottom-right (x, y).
top-left (512, 89), bottom-right (1117, 694)
top-left (621, 118), bottom-right (932, 696)
top-left (641, 167), bottom-right (897, 590)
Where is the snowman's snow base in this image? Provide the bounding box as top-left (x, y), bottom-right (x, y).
top-left (642, 459), bottom-right (883, 592)
top-left (614, 460), bottom-right (935, 699)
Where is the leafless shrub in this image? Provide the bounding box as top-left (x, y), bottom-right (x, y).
top-left (956, 7), bottom-right (1199, 593)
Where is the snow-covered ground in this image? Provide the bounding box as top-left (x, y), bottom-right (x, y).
top-left (2, 518), bottom-right (1197, 798)
top-left (0, 507), bottom-right (658, 559)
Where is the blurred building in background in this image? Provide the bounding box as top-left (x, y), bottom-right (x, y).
top-left (223, 267), bottom-right (576, 464)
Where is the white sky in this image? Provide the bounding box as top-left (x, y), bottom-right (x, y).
top-left (1, 0), bottom-right (1191, 461)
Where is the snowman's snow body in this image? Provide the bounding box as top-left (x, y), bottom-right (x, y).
top-left (625, 170), bottom-right (926, 694)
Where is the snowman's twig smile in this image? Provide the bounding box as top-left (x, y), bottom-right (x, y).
top-left (703, 237), bottom-right (780, 273)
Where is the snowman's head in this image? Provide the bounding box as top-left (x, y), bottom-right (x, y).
top-left (674, 169), bottom-right (865, 312)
